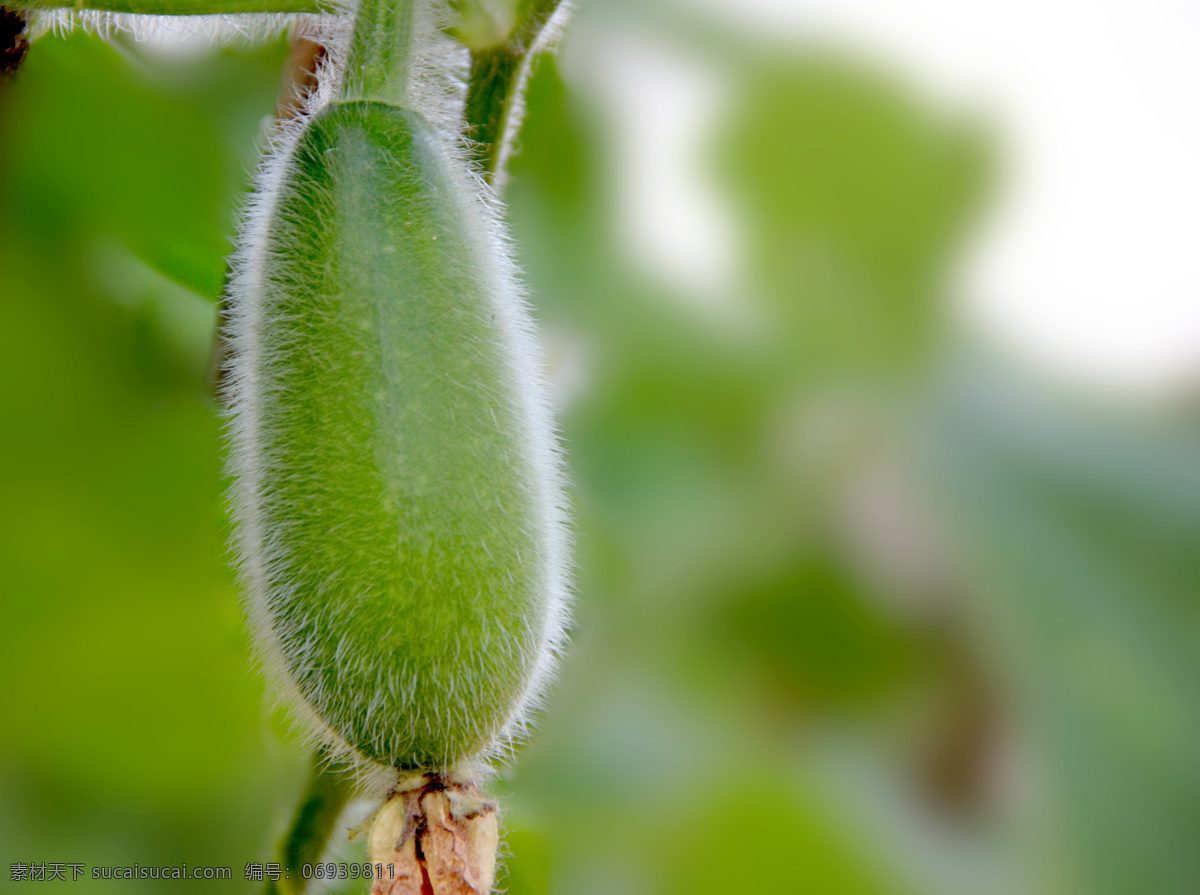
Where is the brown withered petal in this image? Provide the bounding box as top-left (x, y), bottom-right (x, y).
top-left (370, 779), bottom-right (498, 895)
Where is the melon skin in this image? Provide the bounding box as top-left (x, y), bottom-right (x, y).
top-left (226, 100), bottom-right (565, 772)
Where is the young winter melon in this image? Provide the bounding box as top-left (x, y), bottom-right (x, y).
top-left (224, 98), bottom-right (568, 775)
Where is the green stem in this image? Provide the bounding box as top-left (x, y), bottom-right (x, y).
top-left (13, 0), bottom-right (330, 15)
top-left (339, 0), bottom-right (415, 107)
top-left (462, 0), bottom-right (562, 185)
top-left (264, 755), bottom-right (356, 895)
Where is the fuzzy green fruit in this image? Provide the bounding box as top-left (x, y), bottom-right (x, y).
top-left (224, 99), bottom-right (567, 773)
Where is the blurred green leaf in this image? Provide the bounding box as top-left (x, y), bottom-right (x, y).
top-left (658, 774), bottom-right (904, 895)
top-left (921, 358), bottom-right (1200, 894)
top-left (4, 31), bottom-right (286, 300)
top-left (718, 54), bottom-right (989, 378)
top-left (705, 546), bottom-right (920, 709)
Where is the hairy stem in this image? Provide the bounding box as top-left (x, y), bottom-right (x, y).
top-left (13, 0), bottom-right (330, 14)
top-left (462, 0), bottom-right (562, 186)
top-left (339, 0), bottom-right (415, 107)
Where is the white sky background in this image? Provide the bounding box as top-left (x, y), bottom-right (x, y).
top-left (569, 0), bottom-right (1200, 396)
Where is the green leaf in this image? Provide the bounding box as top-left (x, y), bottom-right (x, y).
top-left (6, 30), bottom-right (287, 300)
top-left (920, 358), bottom-right (1200, 894)
top-left (717, 54), bottom-right (989, 379)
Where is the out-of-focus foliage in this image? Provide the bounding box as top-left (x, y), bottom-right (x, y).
top-left (1, 2), bottom-right (1197, 894)
top-left (0, 29), bottom-right (305, 891)
top-left (721, 54), bottom-right (987, 379)
top-left (922, 360), bottom-right (1200, 895)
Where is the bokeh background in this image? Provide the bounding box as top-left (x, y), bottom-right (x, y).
top-left (2, 1), bottom-right (1199, 892)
